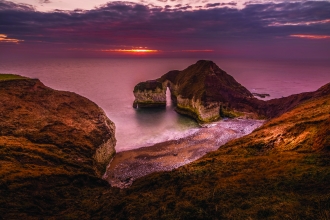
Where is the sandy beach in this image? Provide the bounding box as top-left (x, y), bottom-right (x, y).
top-left (103, 119), bottom-right (264, 188)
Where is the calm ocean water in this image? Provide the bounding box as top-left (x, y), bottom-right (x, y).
top-left (1, 57), bottom-right (329, 151)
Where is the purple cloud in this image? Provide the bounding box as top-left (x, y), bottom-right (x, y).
top-left (0, 0), bottom-right (329, 58)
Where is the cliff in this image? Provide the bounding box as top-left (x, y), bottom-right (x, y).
top-left (261, 82), bottom-right (330, 118)
top-left (133, 60), bottom-right (329, 124)
top-left (1, 75), bottom-right (329, 219)
top-left (0, 75), bottom-right (116, 218)
top-left (133, 60), bottom-right (263, 122)
top-left (98, 82), bottom-right (330, 219)
top-left (133, 80), bottom-right (166, 108)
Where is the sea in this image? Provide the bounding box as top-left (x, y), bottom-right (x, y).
top-left (1, 57), bottom-right (329, 152)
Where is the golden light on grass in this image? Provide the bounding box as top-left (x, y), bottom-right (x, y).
top-left (0, 34), bottom-right (24, 43)
top-left (290, 34), bottom-right (330, 39)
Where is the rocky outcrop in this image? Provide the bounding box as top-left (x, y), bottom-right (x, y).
top-left (133, 80), bottom-right (166, 108)
top-left (0, 77), bottom-right (116, 176)
top-left (0, 75), bottom-right (117, 218)
top-left (134, 60), bottom-right (262, 122)
top-left (133, 60), bottom-right (330, 123)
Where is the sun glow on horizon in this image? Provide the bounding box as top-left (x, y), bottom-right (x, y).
top-left (102, 48), bottom-right (159, 53)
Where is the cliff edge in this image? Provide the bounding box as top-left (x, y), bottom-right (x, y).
top-left (0, 75), bottom-right (116, 218)
top-left (102, 82), bottom-right (330, 219)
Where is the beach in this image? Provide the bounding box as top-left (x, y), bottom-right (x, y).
top-left (103, 119), bottom-right (264, 188)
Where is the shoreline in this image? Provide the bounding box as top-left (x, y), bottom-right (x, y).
top-left (103, 118), bottom-right (264, 188)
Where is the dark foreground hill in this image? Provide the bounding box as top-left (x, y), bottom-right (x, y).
top-left (1, 73), bottom-right (329, 219)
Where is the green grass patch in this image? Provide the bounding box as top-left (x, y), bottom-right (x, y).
top-left (0, 74), bottom-right (28, 81)
top-left (220, 106), bottom-right (244, 118)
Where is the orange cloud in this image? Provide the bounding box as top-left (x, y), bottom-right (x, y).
top-left (290, 34), bottom-right (330, 39)
top-left (0, 34), bottom-right (24, 43)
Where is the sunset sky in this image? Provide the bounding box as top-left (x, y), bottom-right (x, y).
top-left (1, 0), bottom-right (330, 59)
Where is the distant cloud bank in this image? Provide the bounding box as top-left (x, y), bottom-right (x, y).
top-left (1, 0), bottom-right (330, 58)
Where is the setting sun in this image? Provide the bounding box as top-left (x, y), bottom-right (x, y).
top-left (102, 48), bottom-right (159, 54)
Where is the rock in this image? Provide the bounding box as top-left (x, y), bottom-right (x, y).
top-left (134, 60), bottom-right (262, 122)
top-left (0, 75), bottom-right (118, 217)
top-left (252, 92), bottom-right (270, 98)
top-left (133, 80), bottom-right (166, 108)
top-left (132, 60), bottom-right (330, 124)
top-left (0, 77), bottom-right (116, 176)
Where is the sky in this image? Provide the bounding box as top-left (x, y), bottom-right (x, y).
top-left (1, 0), bottom-right (330, 59)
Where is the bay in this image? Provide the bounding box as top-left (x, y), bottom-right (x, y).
top-left (1, 57), bottom-right (329, 151)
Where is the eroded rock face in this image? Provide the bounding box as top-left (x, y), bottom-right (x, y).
top-left (134, 60), bottom-right (261, 122)
top-left (133, 80), bottom-right (166, 108)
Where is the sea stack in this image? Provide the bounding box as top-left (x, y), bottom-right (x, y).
top-left (133, 80), bottom-right (166, 108)
top-left (133, 60), bottom-right (261, 122)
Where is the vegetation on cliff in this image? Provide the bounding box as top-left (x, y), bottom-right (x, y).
top-left (135, 60), bottom-right (263, 122)
top-left (0, 76), bottom-right (116, 218)
top-left (95, 85), bottom-right (330, 219)
top-left (0, 74), bottom-right (28, 81)
top-left (1, 72), bottom-right (329, 219)
top-left (134, 60), bottom-right (330, 124)
top-left (133, 80), bottom-right (166, 108)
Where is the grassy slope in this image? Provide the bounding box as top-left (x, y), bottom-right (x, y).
top-left (1, 73), bottom-right (329, 219)
top-left (0, 74), bottom-right (28, 81)
top-left (95, 94), bottom-right (330, 219)
top-left (0, 76), bottom-right (115, 219)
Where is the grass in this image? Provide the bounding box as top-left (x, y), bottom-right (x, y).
top-left (0, 74), bottom-right (28, 81)
top-left (1, 74), bottom-right (329, 219)
top-left (89, 94), bottom-right (330, 219)
top-left (94, 149), bottom-right (330, 219)
top-left (175, 104), bottom-right (215, 123)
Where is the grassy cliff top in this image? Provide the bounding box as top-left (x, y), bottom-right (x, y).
top-left (0, 77), bottom-right (116, 218)
top-left (0, 74), bottom-right (28, 81)
top-left (2, 69), bottom-right (330, 219)
top-left (133, 80), bottom-right (164, 92)
top-left (162, 60), bottom-right (253, 101)
top-left (93, 91), bottom-right (330, 219)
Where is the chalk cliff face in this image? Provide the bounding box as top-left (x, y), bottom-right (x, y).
top-left (133, 80), bottom-right (166, 108)
top-left (134, 60), bottom-right (261, 122)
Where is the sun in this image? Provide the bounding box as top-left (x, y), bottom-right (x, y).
top-left (127, 49), bottom-right (158, 53)
top-left (102, 48), bottom-right (159, 54)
